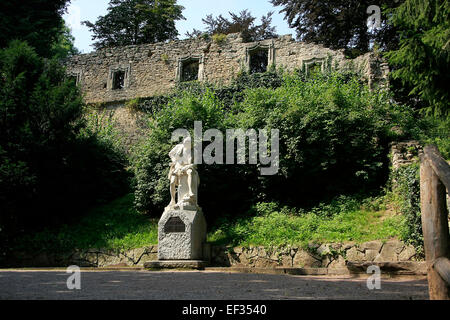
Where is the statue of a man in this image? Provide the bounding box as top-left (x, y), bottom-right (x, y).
top-left (167, 136), bottom-right (200, 209)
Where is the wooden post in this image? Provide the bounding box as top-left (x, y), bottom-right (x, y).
top-left (434, 257), bottom-right (450, 285)
top-left (420, 149), bottom-right (450, 300)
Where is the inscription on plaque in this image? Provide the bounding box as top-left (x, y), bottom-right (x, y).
top-left (164, 217), bottom-right (186, 233)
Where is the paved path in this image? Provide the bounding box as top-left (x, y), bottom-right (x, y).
top-left (0, 271), bottom-right (429, 300)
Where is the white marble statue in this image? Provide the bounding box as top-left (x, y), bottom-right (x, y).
top-left (167, 136), bottom-right (200, 210)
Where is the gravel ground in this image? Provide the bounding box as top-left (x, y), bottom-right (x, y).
top-left (0, 270), bottom-right (429, 300)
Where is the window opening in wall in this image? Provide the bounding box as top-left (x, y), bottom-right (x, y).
top-left (67, 72), bottom-right (81, 86)
top-left (181, 59), bottom-right (200, 82)
top-left (112, 70), bottom-right (125, 90)
top-left (68, 75), bottom-right (78, 85)
top-left (249, 48), bottom-right (269, 74)
top-left (308, 63), bottom-right (322, 77)
top-left (303, 57), bottom-right (328, 77)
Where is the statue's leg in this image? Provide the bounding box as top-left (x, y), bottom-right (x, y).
top-left (169, 176), bottom-right (177, 206)
top-left (186, 169), bottom-right (195, 198)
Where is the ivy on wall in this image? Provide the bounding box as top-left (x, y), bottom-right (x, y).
top-left (390, 163), bottom-right (424, 257)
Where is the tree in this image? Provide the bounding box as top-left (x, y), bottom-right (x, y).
top-left (186, 10), bottom-right (278, 43)
top-left (0, 0), bottom-right (70, 58)
top-left (386, 0), bottom-right (450, 117)
top-left (83, 0), bottom-right (184, 50)
top-left (0, 1), bottom-right (127, 260)
top-left (0, 41), bottom-right (82, 229)
top-left (0, 41), bottom-right (129, 241)
top-left (51, 21), bottom-right (80, 60)
top-left (271, 0), bottom-right (403, 56)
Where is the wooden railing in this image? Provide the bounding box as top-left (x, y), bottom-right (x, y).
top-left (420, 145), bottom-right (450, 300)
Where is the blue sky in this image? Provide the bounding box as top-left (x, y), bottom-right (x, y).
top-left (63, 0), bottom-right (296, 53)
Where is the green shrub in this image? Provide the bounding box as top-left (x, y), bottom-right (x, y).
top-left (231, 73), bottom-right (416, 206)
top-left (80, 109), bottom-right (126, 154)
top-left (212, 33), bottom-right (227, 44)
top-left (161, 53), bottom-right (169, 63)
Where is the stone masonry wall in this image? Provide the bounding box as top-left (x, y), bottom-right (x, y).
top-left (390, 140), bottom-right (422, 170)
top-left (6, 240), bottom-right (420, 269)
top-left (67, 33), bottom-right (389, 105)
top-left (210, 240), bottom-right (419, 270)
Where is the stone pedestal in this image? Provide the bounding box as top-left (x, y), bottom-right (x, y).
top-left (157, 207), bottom-right (206, 261)
top-left (144, 260), bottom-right (207, 270)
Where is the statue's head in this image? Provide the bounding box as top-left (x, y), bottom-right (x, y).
top-left (183, 136), bottom-right (191, 147)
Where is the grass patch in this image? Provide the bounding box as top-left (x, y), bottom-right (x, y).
top-left (15, 194), bottom-right (406, 254)
top-left (207, 197), bottom-right (406, 248)
top-left (16, 194), bottom-right (158, 253)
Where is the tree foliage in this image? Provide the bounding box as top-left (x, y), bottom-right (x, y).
top-left (83, 0), bottom-right (185, 49)
top-left (0, 0), bottom-right (70, 58)
top-left (51, 21), bottom-right (80, 60)
top-left (0, 41), bottom-right (129, 240)
top-left (186, 10), bottom-right (278, 42)
top-left (0, 1), bottom-right (129, 261)
top-left (386, 0), bottom-right (450, 117)
top-left (271, 0), bottom-right (403, 56)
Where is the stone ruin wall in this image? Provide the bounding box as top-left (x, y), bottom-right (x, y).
top-left (66, 33), bottom-right (390, 105)
top-left (65, 33), bottom-right (391, 152)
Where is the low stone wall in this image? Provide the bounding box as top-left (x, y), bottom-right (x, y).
top-left (6, 246), bottom-right (158, 268)
top-left (5, 240), bottom-right (420, 269)
top-left (210, 240), bottom-right (418, 269)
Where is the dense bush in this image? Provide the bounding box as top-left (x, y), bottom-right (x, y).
top-left (0, 41), bottom-right (130, 246)
top-left (231, 73), bottom-right (416, 205)
top-left (132, 70), bottom-right (417, 224)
